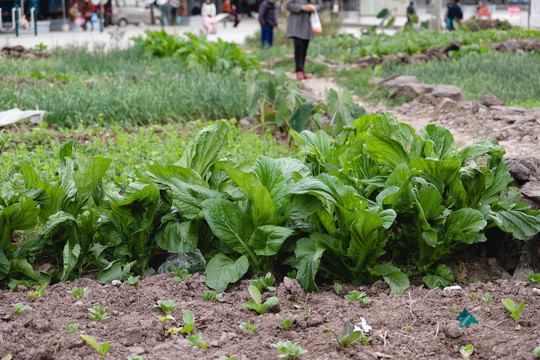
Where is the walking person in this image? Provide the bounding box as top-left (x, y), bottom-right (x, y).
top-left (259, 0), bottom-right (278, 48)
top-left (82, 0), bottom-right (94, 31)
top-left (286, 0), bottom-right (322, 80)
top-left (406, 1), bottom-right (415, 23)
top-left (445, 0), bottom-right (463, 31)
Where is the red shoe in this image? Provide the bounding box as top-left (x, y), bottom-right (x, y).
top-left (301, 71), bottom-right (310, 79)
top-left (296, 71), bottom-right (304, 80)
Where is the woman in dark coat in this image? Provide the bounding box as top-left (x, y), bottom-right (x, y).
top-left (286, 0), bottom-right (322, 80)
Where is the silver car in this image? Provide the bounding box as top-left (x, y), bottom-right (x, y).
top-left (110, 2), bottom-right (163, 26)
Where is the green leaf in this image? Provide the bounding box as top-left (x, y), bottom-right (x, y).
top-left (205, 253), bottom-right (249, 292)
top-left (0, 250), bottom-right (10, 280)
top-left (248, 285), bottom-right (262, 304)
top-left (423, 264), bottom-right (454, 289)
top-left (294, 234), bottom-right (328, 292)
top-left (449, 140), bottom-right (505, 166)
top-left (8, 258), bottom-right (38, 280)
top-left (443, 208), bottom-right (487, 244)
top-left (60, 243), bottom-right (81, 282)
top-left (491, 209), bottom-right (540, 240)
top-left (288, 178), bottom-right (336, 204)
top-left (263, 296), bottom-right (279, 307)
top-left (155, 220), bottom-right (198, 253)
top-left (288, 100), bottom-right (314, 132)
top-left (410, 158), bottom-right (460, 186)
top-left (348, 211), bottom-right (388, 272)
top-left (420, 124), bottom-right (455, 160)
top-left (372, 263), bottom-right (409, 294)
top-left (249, 225), bottom-right (294, 256)
top-left (201, 199), bottom-right (256, 263)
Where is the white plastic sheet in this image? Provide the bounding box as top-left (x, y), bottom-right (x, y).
top-left (0, 109), bottom-right (45, 127)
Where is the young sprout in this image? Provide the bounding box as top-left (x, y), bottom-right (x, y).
top-left (460, 344), bottom-right (474, 359)
top-left (501, 299), bottom-right (525, 325)
top-left (450, 307), bottom-right (458, 317)
top-left (67, 286), bottom-right (89, 299)
top-left (187, 333), bottom-right (208, 348)
top-left (250, 272), bottom-right (276, 292)
top-left (271, 341), bottom-right (307, 359)
top-left (214, 356), bottom-right (237, 360)
top-left (80, 334), bottom-right (111, 356)
top-left (156, 314), bottom-right (176, 333)
top-left (324, 322), bottom-right (370, 347)
top-left (88, 306), bottom-right (110, 323)
top-left (525, 270), bottom-right (540, 284)
top-left (12, 303), bottom-right (30, 315)
top-left (203, 290), bottom-right (222, 302)
top-left (344, 290), bottom-right (371, 307)
top-left (127, 356), bottom-right (147, 360)
top-left (533, 346), bottom-right (540, 358)
top-left (239, 320), bottom-right (259, 333)
top-left (471, 292), bottom-right (478, 302)
top-left (334, 283), bottom-right (343, 296)
top-left (154, 299), bottom-right (178, 315)
top-left (127, 276), bottom-right (140, 287)
top-left (28, 283), bottom-right (47, 300)
top-left (171, 268), bottom-right (192, 282)
top-left (405, 324), bottom-right (411, 334)
top-left (242, 285), bottom-right (279, 315)
top-left (66, 323), bottom-right (80, 333)
top-left (276, 314), bottom-right (293, 331)
top-left (481, 293), bottom-right (492, 306)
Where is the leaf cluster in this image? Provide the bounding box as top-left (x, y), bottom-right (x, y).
top-left (242, 285), bottom-right (279, 315)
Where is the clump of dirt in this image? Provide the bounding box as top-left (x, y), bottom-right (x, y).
top-left (0, 272), bottom-right (539, 359)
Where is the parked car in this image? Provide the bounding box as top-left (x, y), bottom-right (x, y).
top-left (110, 4), bottom-right (163, 26)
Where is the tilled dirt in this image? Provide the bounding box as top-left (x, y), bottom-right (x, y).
top-left (0, 273), bottom-right (539, 360)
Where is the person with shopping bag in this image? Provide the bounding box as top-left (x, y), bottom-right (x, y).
top-left (286, 0), bottom-right (322, 80)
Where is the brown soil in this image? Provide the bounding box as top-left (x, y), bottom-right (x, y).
top-left (0, 273), bottom-right (539, 360)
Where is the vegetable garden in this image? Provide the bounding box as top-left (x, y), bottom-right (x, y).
top-left (1, 24), bottom-right (540, 359)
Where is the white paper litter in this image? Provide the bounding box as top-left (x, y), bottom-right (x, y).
top-left (0, 109), bottom-right (46, 127)
top-left (443, 285), bottom-right (462, 291)
top-left (353, 317), bottom-right (372, 333)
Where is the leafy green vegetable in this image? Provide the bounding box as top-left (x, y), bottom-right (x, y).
top-left (242, 285), bottom-right (279, 315)
top-left (501, 299), bottom-right (525, 325)
top-left (80, 334), bottom-right (111, 356)
top-left (88, 306), bottom-right (110, 323)
top-left (11, 303), bottom-right (29, 315)
top-left (28, 282), bottom-right (47, 300)
top-left (323, 323), bottom-right (367, 347)
top-left (271, 341), bottom-right (307, 359)
top-left (154, 300), bottom-right (178, 315)
top-left (239, 320), bottom-right (259, 333)
top-left (344, 291), bottom-right (371, 307)
top-left (186, 333), bottom-right (208, 348)
top-left (67, 286), bottom-right (89, 299)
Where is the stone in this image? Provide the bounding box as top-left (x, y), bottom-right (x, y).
top-left (307, 316), bottom-right (324, 327)
top-left (282, 277), bottom-right (303, 295)
top-left (383, 75), bottom-right (419, 87)
top-left (436, 97), bottom-right (458, 113)
top-left (128, 346), bottom-right (145, 355)
top-left (505, 156), bottom-right (540, 183)
top-left (440, 40), bottom-right (461, 54)
top-left (443, 321), bottom-right (463, 338)
top-left (356, 55), bottom-right (380, 66)
top-left (368, 77), bottom-right (384, 85)
top-left (218, 332), bottom-right (237, 346)
top-left (409, 52), bottom-right (430, 64)
top-left (66, 338), bottom-right (84, 349)
top-left (499, 115), bottom-right (521, 124)
top-left (112, 280), bottom-right (122, 287)
top-left (390, 83), bottom-right (434, 99)
top-left (479, 94), bottom-right (504, 107)
top-left (521, 182), bottom-right (540, 203)
top-left (523, 108), bottom-right (540, 123)
top-left (431, 84), bottom-right (465, 102)
top-left (122, 327), bottom-right (143, 346)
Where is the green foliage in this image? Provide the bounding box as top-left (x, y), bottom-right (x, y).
top-left (203, 290), bottom-right (222, 302)
top-left (451, 307), bottom-right (457, 317)
top-left (127, 356), bottom-right (147, 360)
top-left (501, 299), bottom-right (525, 325)
top-left (67, 286), bottom-right (89, 299)
top-left (28, 282), bottom-right (47, 300)
top-left (471, 292), bottom-right (479, 302)
top-left (186, 333), bottom-right (208, 348)
top-left (276, 314), bottom-right (293, 331)
top-left (481, 293), bottom-right (492, 306)
top-left (166, 310), bottom-right (195, 336)
top-left (88, 306), bottom-right (110, 323)
top-left (334, 283), bottom-right (342, 296)
top-left (271, 341), bottom-right (308, 359)
top-left (127, 276), bottom-right (140, 287)
top-left (80, 335), bottom-right (111, 356)
top-left (243, 285), bottom-right (280, 315)
top-left (66, 323), bottom-right (79, 333)
top-left (239, 320), bottom-right (259, 333)
top-left (534, 346), bottom-right (540, 358)
top-left (154, 300), bottom-right (178, 315)
top-left (215, 357), bottom-right (237, 360)
top-left (171, 268), bottom-right (192, 282)
top-left (344, 291), bottom-right (371, 307)
top-left (460, 344), bottom-right (474, 359)
top-left (11, 303), bottom-right (29, 315)
top-left (323, 323), bottom-right (366, 347)
top-left (133, 31), bottom-right (259, 72)
top-left (250, 272), bottom-right (277, 292)
top-left (525, 270), bottom-right (540, 284)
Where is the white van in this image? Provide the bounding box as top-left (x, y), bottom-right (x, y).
top-left (110, 0), bottom-right (163, 26)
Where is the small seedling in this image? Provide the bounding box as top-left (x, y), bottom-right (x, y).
top-left (481, 293), bottom-right (492, 306)
top-left (203, 290), bottom-right (222, 302)
top-left (271, 341), bottom-right (307, 359)
top-left (334, 283), bottom-right (342, 296)
top-left (88, 306), bottom-right (110, 323)
top-left (67, 286), bottom-right (89, 300)
top-left (344, 290), bottom-right (371, 307)
top-left (80, 334), bottom-right (111, 356)
top-left (276, 314), bottom-right (292, 331)
top-left (324, 322), bottom-right (368, 347)
top-left (239, 320), bottom-right (259, 333)
top-left (471, 292), bottom-right (478, 302)
top-left (154, 299), bottom-right (178, 315)
top-left (286, 270), bottom-right (297, 279)
top-left (165, 309), bottom-right (195, 336)
top-left (171, 268), bottom-right (192, 282)
top-left (66, 323), bottom-right (80, 333)
top-left (28, 283), bottom-right (47, 300)
top-left (215, 356), bottom-right (237, 360)
top-left (250, 272), bottom-right (276, 292)
top-left (187, 333), bottom-right (208, 348)
top-left (12, 303), bottom-right (29, 315)
top-left (533, 346), bottom-right (540, 358)
top-left (127, 356), bottom-right (147, 360)
top-left (156, 314), bottom-right (175, 333)
top-left (501, 299), bottom-right (525, 325)
top-left (451, 307), bottom-right (458, 316)
top-left (405, 324), bottom-right (411, 334)
top-left (243, 285), bottom-right (279, 315)
top-left (525, 270), bottom-right (540, 284)
top-left (127, 276), bottom-right (140, 287)
top-left (460, 344), bottom-right (474, 359)
top-left (1, 355), bottom-right (12, 360)
top-left (470, 278), bottom-right (477, 284)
